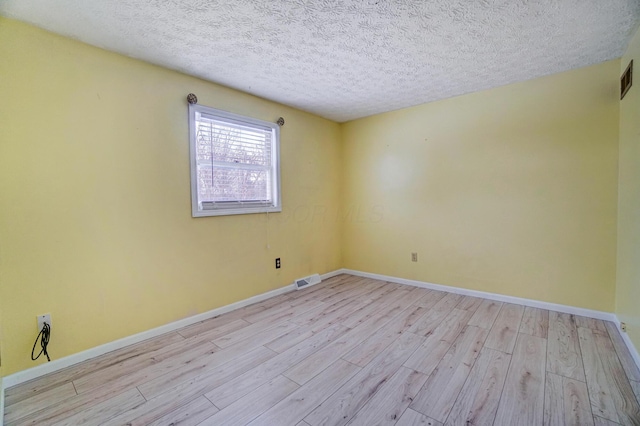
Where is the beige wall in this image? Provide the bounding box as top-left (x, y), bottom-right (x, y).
top-left (0, 18), bottom-right (342, 375)
top-left (341, 61), bottom-right (620, 312)
top-left (617, 25), bottom-right (640, 353)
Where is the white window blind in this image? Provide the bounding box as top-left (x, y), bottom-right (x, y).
top-left (189, 105), bottom-right (281, 217)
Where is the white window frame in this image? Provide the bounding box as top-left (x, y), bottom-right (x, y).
top-left (189, 104), bottom-right (281, 217)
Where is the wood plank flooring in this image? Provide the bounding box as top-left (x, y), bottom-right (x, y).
top-left (4, 274), bottom-right (640, 425)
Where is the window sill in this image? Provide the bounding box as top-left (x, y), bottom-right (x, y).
top-left (192, 205), bottom-right (282, 217)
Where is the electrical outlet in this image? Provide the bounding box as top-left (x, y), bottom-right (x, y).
top-left (621, 322), bottom-right (627, 332)
top-left (37, 314), bottom-right (51, 332)
top-left (411, 252), bottom-right (418, 262)
top-left (275, 258), bottom-right (281, 269)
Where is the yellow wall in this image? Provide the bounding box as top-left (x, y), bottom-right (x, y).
top-left (617, 26), bottom-right (640, 353)
top-left (0, 18), bottom-right (342, 375)
top-left (342, 61), bottom-right (620, 312)
top-left (0, 16), bottom-right (633, 378)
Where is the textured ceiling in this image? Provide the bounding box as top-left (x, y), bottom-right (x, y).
top-left (1, 1), bottom-right (639, 122)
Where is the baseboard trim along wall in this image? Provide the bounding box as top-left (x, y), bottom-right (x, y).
top-left (1, 267), bottom-right (637, 407)
top-left (1, 282), bottom-right (297, 390)
top-left (0, 269), bottom-right (344, 392)
top-left (339, 268), bottom-right (640, 371)
top-left (0, 377), bottom-right (5, 426)
top-left (612, 317), bottom-right (640, 373)
top-left (341, 269), bottom-right (617, 320)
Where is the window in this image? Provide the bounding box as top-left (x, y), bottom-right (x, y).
top-left (189, 104), bottom-right (281, 217)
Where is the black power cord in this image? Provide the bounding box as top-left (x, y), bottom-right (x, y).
top-left (31, 322), bottom-right (51, 362)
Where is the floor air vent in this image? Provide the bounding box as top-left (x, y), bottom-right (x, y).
top-left (294, 273), bottom-right (321, 290)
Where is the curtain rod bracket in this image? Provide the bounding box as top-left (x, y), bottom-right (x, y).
top-left (277, 117), bottom-right (285, 126)
top-left (187, 93), bottom-right (198, 104)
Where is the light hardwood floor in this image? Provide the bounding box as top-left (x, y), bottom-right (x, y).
top-left (4, 274), bottom-right (640, 425)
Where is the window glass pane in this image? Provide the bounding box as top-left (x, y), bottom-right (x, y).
top-left (197, 122), bottom-right (271, 163)
top-left (197, 167), bottom-right (270, 203)
top-left (190, 104), bottom-right (280, 216)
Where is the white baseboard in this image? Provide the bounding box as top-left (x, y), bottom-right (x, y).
top-left (2, 266), bottom-right (638, 418)
top-left (0, 377), bottom-right (4, 426)
top-left (1, 269), bottom-right (342, 391)
top-left (612, 317), bottom-right (640, 373)
top-left (0, 268), bottom-right (348, 423)
top-left (1, 282), bottom-right (295, 390)
top-left (340, 268), bottom-right (640, 371)
top-left (319, 269), bottom-right (345, 281)
top-left (341, 268), bottom-right (617, 321)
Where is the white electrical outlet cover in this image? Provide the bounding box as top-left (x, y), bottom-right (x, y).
top-left (37, 314), bottom-right (51, 331)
